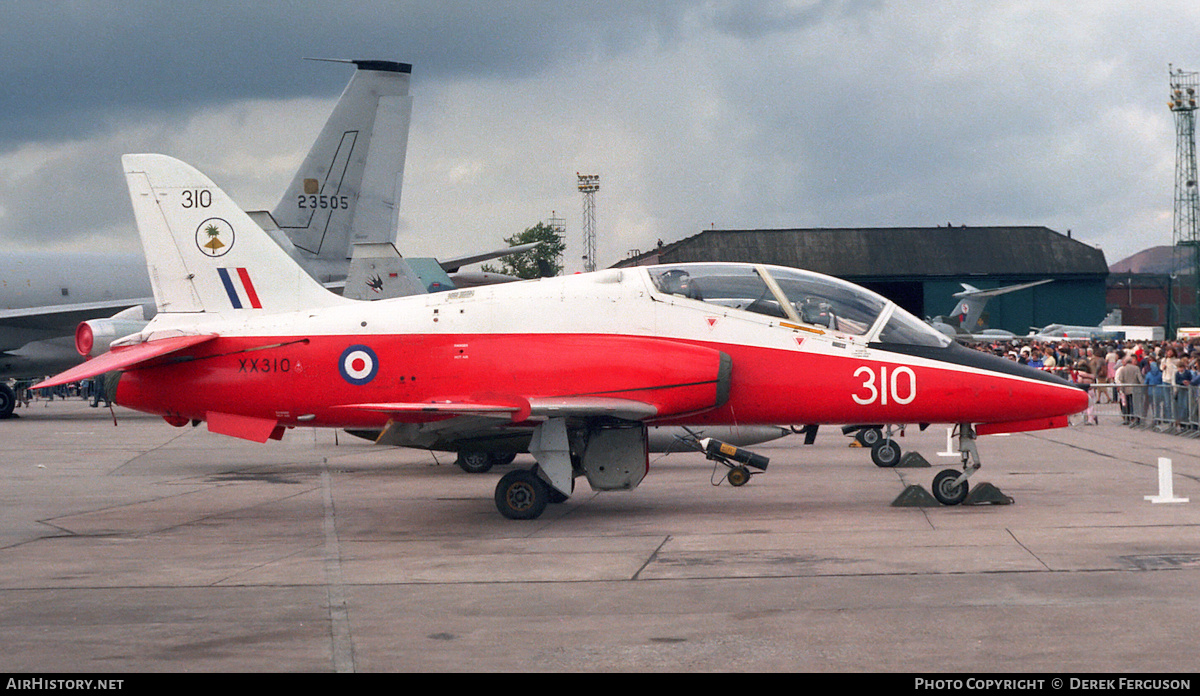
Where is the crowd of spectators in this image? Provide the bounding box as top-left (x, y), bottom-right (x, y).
top-left (965, 335), bottom-right (1200, 428)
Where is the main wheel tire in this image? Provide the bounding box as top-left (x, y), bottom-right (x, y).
top-left (495, 469), bottom-right (550, 520)
top-left (857, 427), bottom-right (882, 447)
top-left (0, 384), bottom-right (15, 419)
top-left (456, 451), bottom-right (494, 474)
top-left (870, 439), bottom-right (901, 468)
top-left (932, 469), bottom-right (969, 506)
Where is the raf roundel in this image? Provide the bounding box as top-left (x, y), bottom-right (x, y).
top-left (339, 345), bottom-right (379, 385)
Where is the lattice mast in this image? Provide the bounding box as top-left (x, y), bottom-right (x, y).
top-left (546, 211), bottom-right (566, 237)
top-left (1170, 65), bottom-right (1200, 326)
top-left (577, 173), bottom-right (600, 273)
top-left (546, 211), bottom-right (566, 274)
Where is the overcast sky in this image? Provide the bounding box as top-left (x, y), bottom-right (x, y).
top-left (2, 0), bottom-right (1197, 271)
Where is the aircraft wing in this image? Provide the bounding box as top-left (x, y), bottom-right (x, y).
top-left (951, 279), bottom-right (1052, 299)
top-left (33, 334), bottom-right (217, 389)
top-left (337, 395), bottom-right (659, 423)
top-left (0, 297), bottom-right (154, 331)
top-left (437, 242), bottom-right (541, 272)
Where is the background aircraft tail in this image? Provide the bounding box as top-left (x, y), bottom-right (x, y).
top-left (123, 154), bottom-right (350, 318)
top-left (945, 279), bottom-right (1053, 332)
top-left (342, 242), bottom-right (427, 300)
top-left (258, 60), bottom-right (413, 280)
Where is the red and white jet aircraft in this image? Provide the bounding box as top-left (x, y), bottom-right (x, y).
top-left (39, 154), bottom-right (1089, 519)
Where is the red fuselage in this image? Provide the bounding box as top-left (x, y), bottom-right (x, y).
top-left (113, 331), bottom-right (1087, 432)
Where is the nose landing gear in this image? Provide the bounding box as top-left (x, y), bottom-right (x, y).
top-left (931, 424), bottom-right (982, 506)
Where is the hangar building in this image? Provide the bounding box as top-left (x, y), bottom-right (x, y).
top-left (613, 226), bottom-right (1109, 335)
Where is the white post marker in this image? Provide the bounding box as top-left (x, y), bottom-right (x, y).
top-left (938, 426), bottom-right (957, 457)
top-left (1145, 457), bottom-right (1189, 504)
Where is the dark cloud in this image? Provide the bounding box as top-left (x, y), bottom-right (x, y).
top-left (0, 1), bottom-right (689, 144)
top-left (711, 0), bottom-right (882, 39)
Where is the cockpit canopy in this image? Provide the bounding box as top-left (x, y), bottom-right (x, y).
top-left (648, 263), bottom-right (951, 348)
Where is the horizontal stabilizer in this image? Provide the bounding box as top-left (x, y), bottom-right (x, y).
top-left (33, 334), bottom-right (217, 389)
top-left (207, 411), bottom-right (283, 443)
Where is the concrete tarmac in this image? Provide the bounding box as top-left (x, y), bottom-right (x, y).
top-left (1, 399), bottom-right (1198, 673)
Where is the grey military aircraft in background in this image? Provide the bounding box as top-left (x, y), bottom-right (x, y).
top-left (1027, 309), bottom-right (1124, 342)
top-left (928, 279), bottom-right (1053, 341)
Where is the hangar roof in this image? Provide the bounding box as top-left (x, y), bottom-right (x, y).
top-left (615, 227), bottom-right (1108, 280)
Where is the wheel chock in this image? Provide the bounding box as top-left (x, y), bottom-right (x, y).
top-left (963, 482), bottom-right (1014, 505)
top-left (891, 485), bottom-right (939, 507)
top-left (849, 440), bottom-right (863, 448)
top-left (897, 451), bottom-right (931, 468)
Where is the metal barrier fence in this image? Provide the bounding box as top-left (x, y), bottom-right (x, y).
top-left (1073, 381), bottom-right (1200, 436)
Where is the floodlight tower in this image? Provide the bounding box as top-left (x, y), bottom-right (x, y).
top-left (1169, 65), bottom-right (1200, 327)
top-left (577, 173), bottom-right (600, 272)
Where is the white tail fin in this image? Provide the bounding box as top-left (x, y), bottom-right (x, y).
top-left (123, 154), bottom-right (351, 318)
top-left (267, 60), bottom-right (413, 263)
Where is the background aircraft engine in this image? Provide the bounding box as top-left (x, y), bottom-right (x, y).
top-left (75, 312), bottom-right (149, 358)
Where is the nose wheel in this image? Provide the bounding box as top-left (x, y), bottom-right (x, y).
top-left (931, 424), bottom-right (982, 506)
top-left (932, 468), bottom-right (969, 505)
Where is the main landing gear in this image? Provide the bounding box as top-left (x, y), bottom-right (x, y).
top-left (490, 424), bottom-right (773, 519)
top-left (493, 466), bottom-right (571, 520)
top-left (931, 423), bottom-right (982, 506)
top-left (494, 469), bottom-right (551, 520)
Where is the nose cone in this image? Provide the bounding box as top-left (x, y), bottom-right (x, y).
top-left (948, 344), bottom-right (1090, 420)
top-left (875, 341), bottom-right (1091, 425)
top-left (1024, 368), bottom-right (1090, 417)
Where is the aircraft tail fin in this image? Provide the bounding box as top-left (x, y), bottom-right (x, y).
top-left (266, 60), bottom-right (413, 265)
top-left (123, 154), bottom-right (350, 317)
top-left (342, 242), bottom-right (427, 300)
top-left (947, 279), bottom-right (1053, 331)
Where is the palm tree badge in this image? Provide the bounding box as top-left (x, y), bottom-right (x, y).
top-left (195, 218), bottom-right (234, 257)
